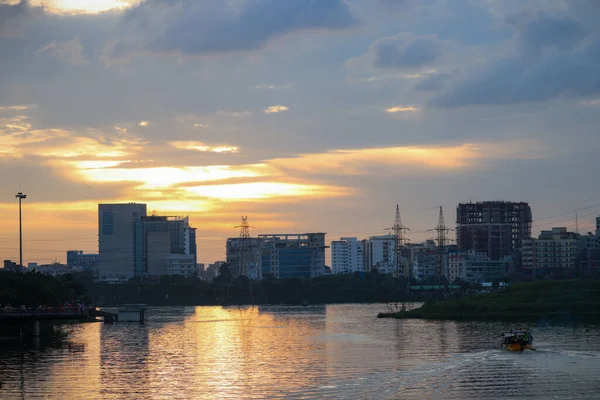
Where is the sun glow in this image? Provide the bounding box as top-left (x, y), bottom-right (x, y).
top-left (184, 182), bottom-right (349, 200)
top-left (41, 0), bottom-right (136, 14)
top-left (71, 165), bottom-right (270, 189)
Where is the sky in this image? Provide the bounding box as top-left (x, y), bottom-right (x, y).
top-left (1, 0), bottom-right (600, 266)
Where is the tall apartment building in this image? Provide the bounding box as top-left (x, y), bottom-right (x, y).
top-left (98, 203), bottom-right (147, 281)
top-left (331, 237), bottom-right (365, 274)
top-left (596, 216), bottom-right (600, 237)
top-left (226, 237), bottom-right (261, 279)
top-left (522, 227), bottom-right (580, 271)
top-left (456, 201), bottom-right (532, 260)
top-left (258, 233), bottom-right (327, 279)
top-left (364, 235), bottom-right (397, 273)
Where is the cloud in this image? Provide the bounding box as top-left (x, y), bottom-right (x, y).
top-left (581, 99), bottom-right (600, 107)
top-left (0, 104), bottom-right (30, 112)
top-left (373, 34), bottom-right (440, 69)
top-left (36, 37), bottom-right (89, 66)
top-left (138, 120), bottom-right (149, 127)
top-left (385, 106), bottom-right (418, 113)
top-left (119, 0), bottom-right (359, 56)
top-left (169, 141), bottom-right (239, 154)
top-left (184, 182), bottom-right (350, 201)
top-left (412, 73), bottom-right (451, 92)
top-left (252, 83), bottom-right (295, 90)
top-left (217, 110), bottom-right (252, 118)
top-left (35, 135), bottom-right (145, 158)
top-left (264, 105), bottom-right (289, 114)
top-left (0, 0), bottom-right (29, 33)
top-left (430, 12), bottom-right (600, 107)
top-left (268, 140), bottom-right (544, 176)
top-left (507, 11), bottom-right (589, 55)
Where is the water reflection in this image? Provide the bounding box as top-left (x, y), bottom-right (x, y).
top-left (1, 305), bottom-right (599, 399)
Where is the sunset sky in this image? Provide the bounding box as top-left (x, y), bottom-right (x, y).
top-left (1, 0), bottom-right (600, 265)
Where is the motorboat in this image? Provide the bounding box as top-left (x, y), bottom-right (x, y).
top-left (502, 328), bottom-right (535, 351)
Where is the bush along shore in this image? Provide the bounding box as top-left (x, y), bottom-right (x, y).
top-left (378, 280), bottom-right (600, 322)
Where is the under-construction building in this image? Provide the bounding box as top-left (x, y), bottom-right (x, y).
top-left (456, 201), bottom-right (532, 260)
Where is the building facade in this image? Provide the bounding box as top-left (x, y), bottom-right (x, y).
top-left (259, 233), bottom-right (327, 279)
top-left (226, 237), bottom-right (261, 279)
top-left (98, 203), bottom-right (147, 281)
top-left (456, 201), bottom-right (532, 260)
top-left (522, 227), bottom-right (579, 272)
top-left (98, 204), bottom-right (197, 280)
top-left (364, 235), bottom-right (396, 273)
top-left (167, 254), bottom-right (197, 276)
top-left (66, 250), bottom-right (99, 274)
top-left (331, 237), bottom-right (365, 274)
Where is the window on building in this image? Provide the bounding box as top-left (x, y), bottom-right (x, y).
top-left (102, 211), bottom-right (114, 235)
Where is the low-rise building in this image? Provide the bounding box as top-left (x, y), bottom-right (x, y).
top-left (66, 250), bottom-right (99, 275)
top-left (167, 254), bottom-right (197, 276)
top-left (3, 260), bottom-right (22, 272)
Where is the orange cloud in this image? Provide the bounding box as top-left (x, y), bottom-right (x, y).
top-left (264, 105), bottom-right (289, 114)
top-left (169, 141), bottom-right (240, 153)
top-left (385, 106), bottom-right (419, 113)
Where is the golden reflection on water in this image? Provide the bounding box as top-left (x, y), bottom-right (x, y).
top-left (2, 305), bottom-right (600, 399)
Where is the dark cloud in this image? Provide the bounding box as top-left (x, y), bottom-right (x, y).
top-left (373, 35), bottom-right (439, 69)
top-left (430, 12), bottom-right (600, 107)
top-left (0, 0), bottom-right (29, 34)
top-left (119, 0), bottom-right (359, 56)
top-left (430, 38), bottom-right (600, 107)
top-left (507, 11), bottom-right (589, 55)
top-left (412, 73), bottom-right (451, 92)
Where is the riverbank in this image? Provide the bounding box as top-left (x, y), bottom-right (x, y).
top-left (378, 280), bottom-right (600, 321)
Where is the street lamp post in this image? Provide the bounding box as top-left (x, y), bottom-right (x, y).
top-left (15, 192), bottom-right (27, 267)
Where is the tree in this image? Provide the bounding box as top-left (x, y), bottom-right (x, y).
top-left (214, 263), bottom-right (233, 283)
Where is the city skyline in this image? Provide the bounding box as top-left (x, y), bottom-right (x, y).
top-left (1, 0), bottom-right (600, 265)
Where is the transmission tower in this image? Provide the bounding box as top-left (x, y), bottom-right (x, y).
top-left (432, 207), bottom-right (452, 284)
top-left (235, 216), bottom-right (252, 278)
top-left (389, 205), bottom-right (410, 278)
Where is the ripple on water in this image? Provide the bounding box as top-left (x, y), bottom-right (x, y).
top-left (1, 304), bottom-right (600, 399)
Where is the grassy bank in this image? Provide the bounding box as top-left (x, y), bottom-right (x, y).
top-left (378, 280), bottom-right (600, 322)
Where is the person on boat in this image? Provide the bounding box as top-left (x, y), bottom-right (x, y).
top-left (522, 332), bottom-right (529, 344)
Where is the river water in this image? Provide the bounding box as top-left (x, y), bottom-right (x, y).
top-left (1, 304), bottom-right (599, 399)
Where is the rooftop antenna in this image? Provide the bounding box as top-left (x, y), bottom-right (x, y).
top-left (575, 212), bottom-right (579, 234)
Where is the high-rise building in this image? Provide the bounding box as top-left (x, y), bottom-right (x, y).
top-left (259, 233), bottom-right (327, 279)
top-left (98, 203), bottom-right (147, 281)
top-left (98, 204), bottom-right (198, 280)
top-left (364, 235), bottom-right (396, 273)
top-left (136, 215), bottom-right (197, 277)
top-left (456, 201), bottom-right (532, 260)
top-left (331, 237), bottom-right (365, 274)
top-left (596, 216), bottom-right (600, 237)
